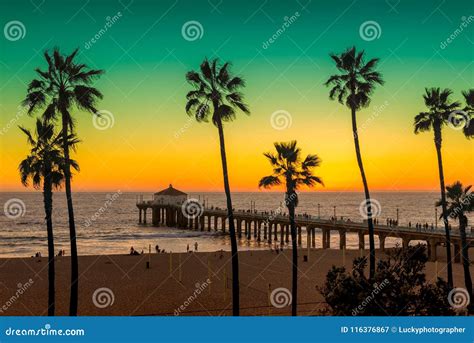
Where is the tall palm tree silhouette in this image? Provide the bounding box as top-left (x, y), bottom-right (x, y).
top-left (24, 47), bottom-right (103, 315)
top-left (259, 141), bottom-right (323, 316)
top-left (414, 87), bottom-right (460, 287)
top-left (325, 47), bottom-right (383, 279)
top-left (438, 181), bottom-right (473, 313)
top-left (18, 119), bottom-right (79, 316)
top-left (460, 89), bottom-right (474, 137)
top-left (185, 58), bottom-right (250, 316)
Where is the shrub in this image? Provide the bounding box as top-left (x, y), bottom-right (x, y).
top-left (318, 245), bottom-right (454, 315)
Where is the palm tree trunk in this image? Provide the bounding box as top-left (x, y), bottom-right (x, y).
top-left (216, 118), bottom-right (240, 316)
top-left (61, 112), bottom-right (79, 316)
top-left (43, 169), bottom-right (55, 316)
top-left (433, 126), bottom-right (453, 287)
top-left (351, 107), bottom-right (376, 279)
top-left (288, 202), bottom-right (298, 316)
top-left (459, 215), bottom-right (472, 313)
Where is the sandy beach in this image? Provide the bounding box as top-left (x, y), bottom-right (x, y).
top-left (0, 247), bottom-right (471, 316)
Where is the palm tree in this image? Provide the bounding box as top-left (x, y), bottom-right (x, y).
top-left (23, 47), bottom-right (103, 315)
top-left (18, 119), bottom-right (79, 316)
top-left (259, 141), bottom-right (323, 316)
top-left (324, 47), bottom-right (383, 279)
top-left (185, 58), bottom-right (250, 316)
top-left (438, 181), bottom-right (474, 313)
top-left (413, 88), bottom-right (461, 287)
top-left (460, 89), bottom-right (474, 137)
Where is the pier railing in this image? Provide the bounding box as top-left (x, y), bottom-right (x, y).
top-left (136, 200), bottom-right (473, 239)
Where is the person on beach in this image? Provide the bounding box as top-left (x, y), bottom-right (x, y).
top-left (155, 245), bottom-right (159, 253)
top-left (186, 244), bottom-right (189, 253)
top-left (194, 242), bottom-right (198, 252)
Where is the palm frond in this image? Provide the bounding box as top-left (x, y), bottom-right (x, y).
top-left (185, 58), bottom-right (250, 127)
top-left (258, 175), bottom-right (281, 189)
top-left (414, 112), bottom-right (433, 134)
top-left (259, 141), bottom-right (323, 199)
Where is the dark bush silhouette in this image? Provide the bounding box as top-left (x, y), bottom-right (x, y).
top-left (319, 245), bottom-right (455, 316)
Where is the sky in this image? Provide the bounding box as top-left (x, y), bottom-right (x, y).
top-left (0, 0), bottom-right (473, 192)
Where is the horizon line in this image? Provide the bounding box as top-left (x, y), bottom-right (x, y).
top-left (0, 189), bottom-right (441, 193)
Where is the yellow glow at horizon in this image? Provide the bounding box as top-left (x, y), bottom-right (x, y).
top-left (1, 102), bottom-right (472, 192)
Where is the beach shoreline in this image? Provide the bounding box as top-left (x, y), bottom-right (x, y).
top-left (0, 248), bottom-right (471, 316)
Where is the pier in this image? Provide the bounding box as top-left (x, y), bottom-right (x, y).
top-left (136, 200), bottom-right (474, 263)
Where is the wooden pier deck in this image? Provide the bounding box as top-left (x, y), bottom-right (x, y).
top-left (136, 201), bottom-right (474, 263)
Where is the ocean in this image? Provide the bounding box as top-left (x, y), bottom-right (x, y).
top-left (1, 191), bottom-right (471, 258)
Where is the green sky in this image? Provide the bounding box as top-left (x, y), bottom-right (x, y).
top-left (0, 0), bottom-right (473, 191)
